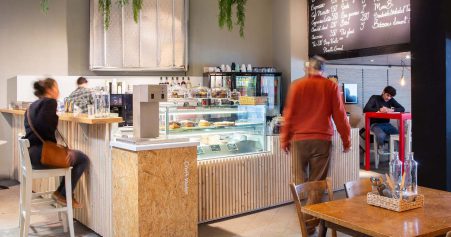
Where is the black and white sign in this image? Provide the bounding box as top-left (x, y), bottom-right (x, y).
top-left (309, 0), bottom-right (410, 56)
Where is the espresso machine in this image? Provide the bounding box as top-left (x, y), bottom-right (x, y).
top-left (110, 94), bottom-right (133, 127)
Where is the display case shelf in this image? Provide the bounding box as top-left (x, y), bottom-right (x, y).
top-left (160, 105), bottom-right (266, 160)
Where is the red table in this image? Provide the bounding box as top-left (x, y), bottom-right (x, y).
top-left (365, 112), bottom-right (412, 170)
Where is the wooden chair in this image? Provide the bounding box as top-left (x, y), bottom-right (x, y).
top-left (290, 177), bottom-right (337, 237)
top-left (446, 231), bottom-right (451, 237)
top-left (344, 178), bottom-right (373, 198)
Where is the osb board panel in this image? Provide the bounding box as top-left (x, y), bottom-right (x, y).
top-left (112, 148), bottom-right (139, 237)
top-left (138, 147), bottom-right (198, 237)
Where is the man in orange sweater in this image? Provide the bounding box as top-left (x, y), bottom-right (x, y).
top-left (281, 56), bottom-right (351, 234)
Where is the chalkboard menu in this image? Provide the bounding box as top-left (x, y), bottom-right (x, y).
top-left (309, 0), bottom-right (411, 57)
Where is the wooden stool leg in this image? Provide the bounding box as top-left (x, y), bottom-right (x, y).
top-left (22, 177), bottom-right (32, 237)
top-left (65, 171), bottom-right (75, 237)
top-left (331, 229), bottom-right (337, 237)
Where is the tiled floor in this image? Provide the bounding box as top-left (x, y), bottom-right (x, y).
top-left (0, 168), bottom-right (383, 237)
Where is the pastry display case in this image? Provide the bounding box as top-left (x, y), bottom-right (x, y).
top-left (160, 104), bottom-right (267, 160)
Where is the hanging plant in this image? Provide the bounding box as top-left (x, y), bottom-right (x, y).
top-left (40, 0), bottom-right (49, 14)
top-left (98, 0), bottom-right (143, 30)
top-left (218, 0), bottom-right (247, 38)
top-left (98, 0), bottom-right (112, 30)
top-left (132, 0), bottom-right (143, 23)
top-left (39, 0), bottom-right (142, 30)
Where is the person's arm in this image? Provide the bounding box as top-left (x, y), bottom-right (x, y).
top-left (390, 98), bottom-right (405, 112)
top-left (331, 84), bottom-right (351, 151)
top-left (280, 84), bottom-right (298, 151)
top-left (363, 95), bottom-right (379, 113)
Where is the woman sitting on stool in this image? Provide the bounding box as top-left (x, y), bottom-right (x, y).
top-left (24, 78), bottom-right (89, 208)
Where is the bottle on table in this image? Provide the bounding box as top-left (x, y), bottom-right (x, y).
top-left (389, 152), bottom-right (403, 196)
top-left (176, 77), bottom-right (180, 86)
top-left (159, 77), bottom-right (163, 85)
top-left (403, 152), bottom-right (418, 195)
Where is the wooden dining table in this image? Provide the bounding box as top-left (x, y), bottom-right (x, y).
top-left (302, 187), bottom-right (451, 237)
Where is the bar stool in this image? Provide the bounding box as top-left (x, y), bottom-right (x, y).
top-left (18, 139), bottom-right (74, 237)
top-left (363, 131), bottom-right (380, 169)
top-left (389, 120), bottom-right (412, 161)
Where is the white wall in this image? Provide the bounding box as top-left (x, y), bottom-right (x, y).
top-left (324, 65), bottom-right (412, 128)
top-left (272, 0), bottom-right (310, 107)
top-left (189, 0), bottom-right (274, 76)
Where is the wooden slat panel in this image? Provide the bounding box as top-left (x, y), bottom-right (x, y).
top-left (198, 131), bottom-right (360, 223)
top-left (10, 114), bottom-right (113, 237)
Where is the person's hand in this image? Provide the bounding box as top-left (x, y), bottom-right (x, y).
top-left (282, 143), bottom-right (291, 154)
top-left (343, 145), bottom-right (351, 153)
top-left (379, 107), bottom-right (388, 113)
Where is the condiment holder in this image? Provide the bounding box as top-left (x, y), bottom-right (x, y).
top-left (367, 175), bottom-right (424, 212)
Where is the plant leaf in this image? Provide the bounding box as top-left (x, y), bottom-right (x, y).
top-left (99, 0), bottom-right (112, 30)
top-left (236, 0), bottom-right (246, 37)
top-left (116, 0), bottom-right (129, 7)
top-left (40, 0), bottom-right (49, 15)
top-left (132, 0), bottom-right (143, 23)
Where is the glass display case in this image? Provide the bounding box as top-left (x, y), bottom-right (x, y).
top-left (160, 105), bottom-right (267, 160)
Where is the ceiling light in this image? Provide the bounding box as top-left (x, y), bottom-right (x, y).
top-left (405, 54), bottom-right (411, 59)
top-left (370, 59), bottom-right (375, 62)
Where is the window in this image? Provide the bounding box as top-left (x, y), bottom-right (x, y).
top-left (90, 0), bottom-right (188, 71)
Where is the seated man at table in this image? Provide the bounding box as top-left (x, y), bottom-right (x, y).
top-left (363, 86), bottom-right (405, 154)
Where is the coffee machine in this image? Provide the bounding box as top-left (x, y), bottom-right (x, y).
top-left (110, 94), bottom-right (133, 127)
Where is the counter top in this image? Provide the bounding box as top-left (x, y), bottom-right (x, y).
top-left (0, 108), bottom-right (123, 125)
top-left (110, 140), bottom-right (200, 151)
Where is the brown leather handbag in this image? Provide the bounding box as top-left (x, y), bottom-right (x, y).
top-left (27, 110), bottom-right (71, 168)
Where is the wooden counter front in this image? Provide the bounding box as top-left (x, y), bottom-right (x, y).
top-left (111, 146), bottom-right (198, 237)
top-left (1, 110), bottom-right (120, 236)
top-left (0, 108), bottom-right (123, 124)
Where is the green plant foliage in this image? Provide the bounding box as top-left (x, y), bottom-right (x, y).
top-left (132, 0), bottom-right (143, 23)
top-left (99, 0), bottom-right (112, 30)
top-left (235, 0), bottom-right (246, 37)
top-left (40, 0), bottom-right (49, 14)
top-left (116, 0), bottom-right (129, 7)
top-left (218, 0), bottom-right (247, 38)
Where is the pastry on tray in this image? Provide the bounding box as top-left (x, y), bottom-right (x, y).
top-left (180, 120), bottom-right (196, 128)
top-left (198, 120), bottom-right (210, 127)
top-left (169, 121), bottom-right (181, 129)
top-left (211, 88), bottom-right (230, 98)
top-left (213, 121), bottom-right (235, 127)
top-left (190, 87), bottom-right (210, 98)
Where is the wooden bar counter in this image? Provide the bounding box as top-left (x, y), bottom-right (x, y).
top-left (1, 108), bottom-right (122, 237)
top-left (110, 141), bottom-right (199, 237)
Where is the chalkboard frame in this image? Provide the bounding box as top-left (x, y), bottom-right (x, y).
top-left (307, 0), bottom-right (411, 60)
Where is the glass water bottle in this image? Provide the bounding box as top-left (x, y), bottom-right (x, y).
top-left (389, 152), bottom-right (403, 194)
top-left (403, 152), bottom-right (418, 195)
